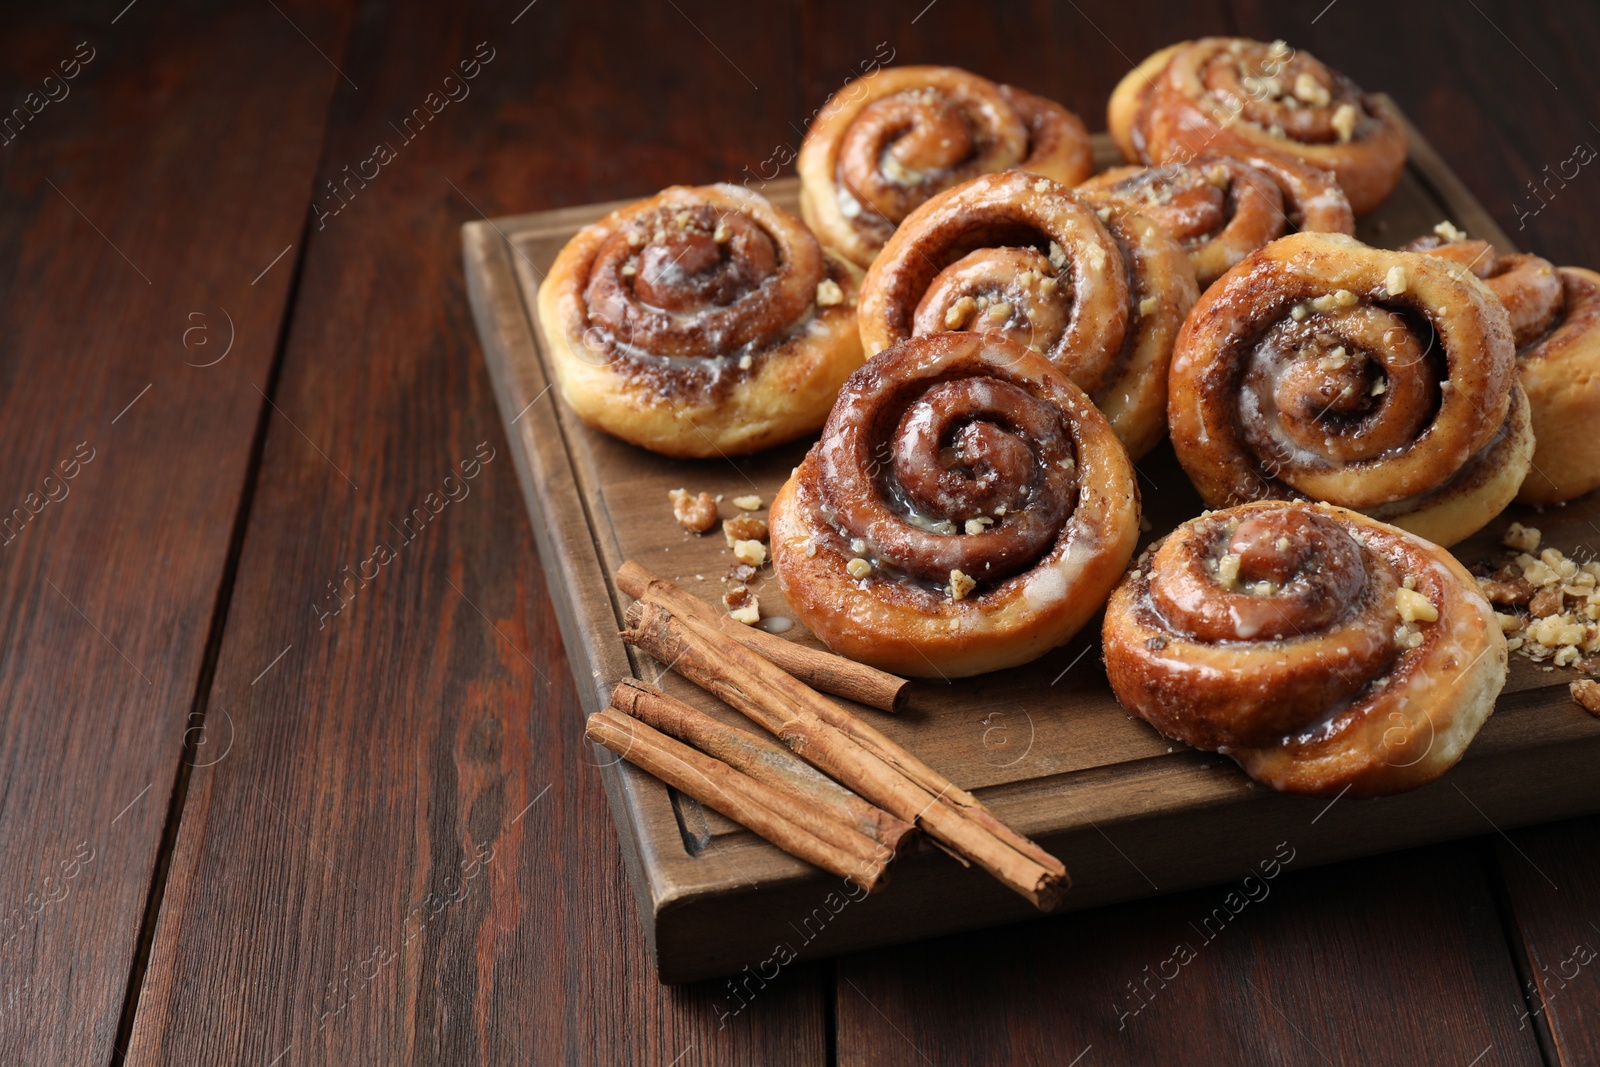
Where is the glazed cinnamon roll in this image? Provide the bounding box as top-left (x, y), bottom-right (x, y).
top-left (1103, 501), bottom-right (1507, 796)
top-left (1404, 232), bottom-right (1600, 504)
top-left (1108, 38), bottom-right (1407, 216)
top-left (769, 333), bottom-right (1139, 678)
top-left (1077, 152), bottom-right (1354, 287)
top-left (1169, 232), bottom-right (1533, 547)
top-left (537, 183), bottom-right (863, 457)
top-left (857, 171), bottom-right (1197, 459)
top-left (798, 66), bottom-right (1096, 268)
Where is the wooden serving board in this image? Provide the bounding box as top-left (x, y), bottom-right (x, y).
top-left (463, 110), bottom-right (1600, 983)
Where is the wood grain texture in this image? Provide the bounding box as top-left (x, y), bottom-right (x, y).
top-left (836, 844), bottom-right (1543, 1067)
top-left (124, 2), bottom-right (826, 1064)
top-left (0, 3), bottom-right (351, 1063)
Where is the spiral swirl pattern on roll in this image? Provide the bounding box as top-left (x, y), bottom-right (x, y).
top-left (799, 66), bottom-right (1095, 268)
top-left (770, 333), bottom-right (1139, 678)
top-left (859, 171), bottom-right (1198, 459)
top-left (1103, 501), bottom-right (1507, 796)
top-left (537, 183), bottom-right (863, 457)
top-left (1168, 232), bottom-right (1532, 546)
top-left (1077, 151), bottom-right (1353, 286)
top-left (1406, 232), bottom-right (1600, 504)
top-left (1107, 38), bottom-right (1407, 216)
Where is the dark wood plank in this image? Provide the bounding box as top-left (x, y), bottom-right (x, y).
top-left (1493, 818), bottom-right (1600, 1066)
top-left (836, 844), bottom-right (1542, 1066)
top-left (125, 2), bottom-right (827, 1063)
top-left (0, 3), bottom-right (352, 1063)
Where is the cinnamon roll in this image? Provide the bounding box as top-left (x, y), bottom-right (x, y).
top-left (798, 66), bottom-right (1096, 269)
top-left (1077, 151), bottom-right (1354, 287)
top-left (857, 171), bottom-right (1197, 459)
top-left (1169, 232), bottom-right (1533, 547)
top-left (1404, 233), bottom-right (1600, 504)
top-left (537, 183), bottom-right (863, 457)
top-left (769, 332), bottom-right (1139, 678)
top-left (1108, 38), bottom-right (1407, 216)
top-left (1103, 501), bottom-right (1507, 796)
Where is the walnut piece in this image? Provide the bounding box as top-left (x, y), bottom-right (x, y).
top-left (723, 515), bottom-right (769, 548)
top-left (731, 539), bottom-right (767, 567)
top-left (1572, 679), bottom-right (1600, 715)
top-left (1529, 585), bottom-right (1565, 619)
top-left (668, 488), bottom-right (718, 534)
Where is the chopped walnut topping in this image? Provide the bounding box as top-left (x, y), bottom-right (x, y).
top-left (668, 488), bottom-right (718, 534)
top-left (731, 539), bottom-right (767, 567)
top-left (987, 301), bottom-right (1012, 322)
top-left (1331, 103), bottom-right (1358, 143)
top-left (949, 569), bottom-right (977, 601)
top-left (626, 229), bottom-right (645, 249)
top-left (1084, 244), bottom-right (1107, 273)
top-left (621, 263), bottom-right (637, 277)
top-left (1393, 622), bottom-right (1425, 649)
top-left (1385, 266), bottom-right (1408, 296)
top-left (1503, 522), bottom-right (1540, 553)
top-left (1434, 220), bottom-right (1467, 242)
top-left (723, 515), bottom-right (768, 548)
top-left (1574, 679), bottom-right (1600, 715)
top-left (1293, 72), bottom-right (1331, 107)
top-left (1396, 586), bottom-right (1439, 624)
top-left (846, 557), bottom-right (873, 579)
top-left (816, 279), bottom-right (844, 307)
top-left (1048, 242), bottom-right (1067, 270)
top-left (714, 220), bottom-right (732, 243)
top-left (1530, 584), bottom-right (1565, 619)
top-left (723, 585), bottom-right (760, 625)
top-left (737, 354), bottom-right (753, 370)
top-left (1290, 303), bottom-right (1309, 321)
top-left (849, 538), bottom-right (867, 554)
top-left (1216, 553), bottom-right (1241, 588)
top-left (1370, 380), bottom-right (1388, 397)
top-left (964, 516), bottom-right (994, 535)
top-left (1139, 295), bottom-right (1159, 317)
top-left (945, 295), bottom-right (977, 329)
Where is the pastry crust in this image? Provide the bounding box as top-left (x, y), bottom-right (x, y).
top-left (1405, 237), bottom-right (1600, 505)
top-left (1111, 38), bottom-right (1407, 216)
top-left (1168, 232), bottom-right (1528, 546)
top-left (1520, 267), bottom-right (1600, 503)
top-left (1078, 151), bottom-right (1354, 287)
top-left (798, 66), bottom-right (1095, 269)
top-left (537, 183), bottom-right (863, 457)
top-left (1103, 501), bottom-right (1507, 796)
top-left (770, 333), bottom-right (1139, 678)
top-left (858, 171), bottom-right (1197, 459)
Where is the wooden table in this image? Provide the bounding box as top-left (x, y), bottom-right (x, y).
top-left (2, 1), bottom-right (1595, 1063)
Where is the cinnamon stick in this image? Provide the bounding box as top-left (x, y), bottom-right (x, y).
top-left (621, 599), bottom-right (1066, 909)
top-left (616, 561), bottom-right (910, 712)
top-left (611, 678), bottom-right (915, 853)
top-left (586, 708), bottom-right (891, 891)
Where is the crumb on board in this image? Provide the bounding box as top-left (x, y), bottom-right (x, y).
top-left (723, 515), bottom-right (769, 548)
top-left (723, 585), bottom-right (760, 625)
top-left (1479, 525), bottom-right (1600, 673)
top-left (669, 488), bottom-right (718, 534)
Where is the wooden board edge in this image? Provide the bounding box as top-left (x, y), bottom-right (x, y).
top-left (1385, 94), bottom-right (1518, 252)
